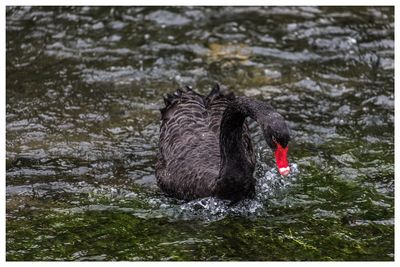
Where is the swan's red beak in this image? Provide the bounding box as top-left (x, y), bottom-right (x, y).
top-left (274, 143), bottom-right (290, 176)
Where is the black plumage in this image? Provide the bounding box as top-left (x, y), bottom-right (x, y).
top-left (155, 84), bottom-right (290, 202)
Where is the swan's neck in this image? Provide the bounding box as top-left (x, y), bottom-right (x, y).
top-left (215, 97), bottom-right (272, 200)
top-left (219, 107), bottom-right (249, 176)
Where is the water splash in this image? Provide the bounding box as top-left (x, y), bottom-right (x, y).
top-left (152, 163), bottom-right (300, 222)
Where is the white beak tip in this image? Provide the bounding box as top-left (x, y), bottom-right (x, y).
top-left (279, 167), bottom-right (290, 176)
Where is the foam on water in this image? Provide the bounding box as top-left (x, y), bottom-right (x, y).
top-left (151, 163), bottom-right (300, 222)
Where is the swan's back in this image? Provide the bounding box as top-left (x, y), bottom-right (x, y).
top-left (156, 88), bottom-right (225, 199)
top-left (156, 86), bottom-right (254, 200)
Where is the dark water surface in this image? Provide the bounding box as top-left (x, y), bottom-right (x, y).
top-left (6, 6), bottom-right (394, 260)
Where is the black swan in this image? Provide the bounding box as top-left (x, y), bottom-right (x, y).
top-left (155, 84), bottom-right (290, 202)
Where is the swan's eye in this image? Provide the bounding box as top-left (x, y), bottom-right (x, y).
top-left (272, 136), bottom-right (277, 144)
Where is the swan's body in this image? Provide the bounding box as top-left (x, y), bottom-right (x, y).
top-left (155, 85), bottom-right (290, 202)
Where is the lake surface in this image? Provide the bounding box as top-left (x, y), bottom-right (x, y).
top-left (6, 6), bottom-right (394, 260)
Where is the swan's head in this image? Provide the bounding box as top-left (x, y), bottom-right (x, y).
top-left (261, 112), bottom-right (291, 176)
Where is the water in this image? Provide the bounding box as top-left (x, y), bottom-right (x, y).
top-left (6, 6), bottom-right (394, 261)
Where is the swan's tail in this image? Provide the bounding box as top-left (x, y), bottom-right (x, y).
top-left (160, 85), bottom-right (203, 117)
top-left (160, 83), bottom-right (235, 117)
top-left (204, 83), bottom-right (235, 108)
